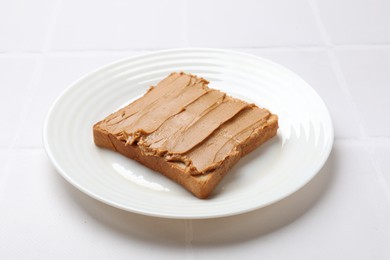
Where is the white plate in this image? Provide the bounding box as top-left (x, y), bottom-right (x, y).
top-left (44, 48), bottom-right (333, 219)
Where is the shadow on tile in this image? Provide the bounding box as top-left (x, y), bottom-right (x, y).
top-left (191, 149), bottom-right (335, 246)
top-left (51, 148), bottom-right (336, 246)
top-left (50, 170), bottom-right (186, 247)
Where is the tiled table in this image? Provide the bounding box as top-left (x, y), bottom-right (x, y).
top-left (1, 0), bottom-right (390, 259)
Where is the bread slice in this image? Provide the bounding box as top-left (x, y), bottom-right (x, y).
top-left (93, 72), bottom-right (278, 199)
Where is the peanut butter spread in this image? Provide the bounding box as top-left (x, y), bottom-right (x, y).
top-left (97, 72), bottom-right (274, 175)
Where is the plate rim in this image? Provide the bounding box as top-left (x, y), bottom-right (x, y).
top-left (43, 48), bottom-right (334, 219)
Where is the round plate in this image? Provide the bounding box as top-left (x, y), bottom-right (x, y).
top-left (43, 48), bottom-right (333, 219)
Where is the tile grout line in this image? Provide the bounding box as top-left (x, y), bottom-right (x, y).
top-left (308, 0), bottom-right (390, 204)
top-left (1, 43), bottom-right (390, 56)
top-left (0, 0), bottom-right (63, 185)
top-left (335, 137), bottom-right (390, 143)
top-left (326, 54), bottom-right (368, 136)
top-left (41, 0), bottom-right (63, 53)
top-left (307, 0), bottom-right (367, 137)
top-left (0, 58), bottom-right (46, 195)
top-left (8, 0), bottom-right (63, 150)
top-left (365, 146), bottom-right (390, 204)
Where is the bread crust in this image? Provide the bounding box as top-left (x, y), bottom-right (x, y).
top-left (93, 114), bottom-right (278, 199)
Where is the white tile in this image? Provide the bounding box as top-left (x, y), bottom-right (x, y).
top-left (0, 149), bottom-right (187, 259)
top-left (335, 48), bottom-right (390, 137)
top-left (315, 0), bottom-right (390, 44)
top-left (372, 143), bottom-right (390, 186)
top-left (187, 0), bottom-right (323, 47)
top-left (51, 0), bottom-right (185, 50)
top-left (0, 0), bottom-right (57, 51)
top-left (242, 49), bottom-right (361, 138)
top-left (14, 53), bottom-right (144, 148)
top-left (190, 142), bottom-right (390, 259)
top-left (0, 56), bottom-right (37, 148)
top-left (0, 149), bottom-right (11, 179)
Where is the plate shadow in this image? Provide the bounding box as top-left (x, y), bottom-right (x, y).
top-left (51, 147), bottom-right (336, 247)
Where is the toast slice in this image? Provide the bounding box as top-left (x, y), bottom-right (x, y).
top-left (93, 72), bottom-right (278, 199)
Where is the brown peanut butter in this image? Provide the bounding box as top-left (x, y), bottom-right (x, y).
top-left (98, 72), bottom-right (274, 175)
